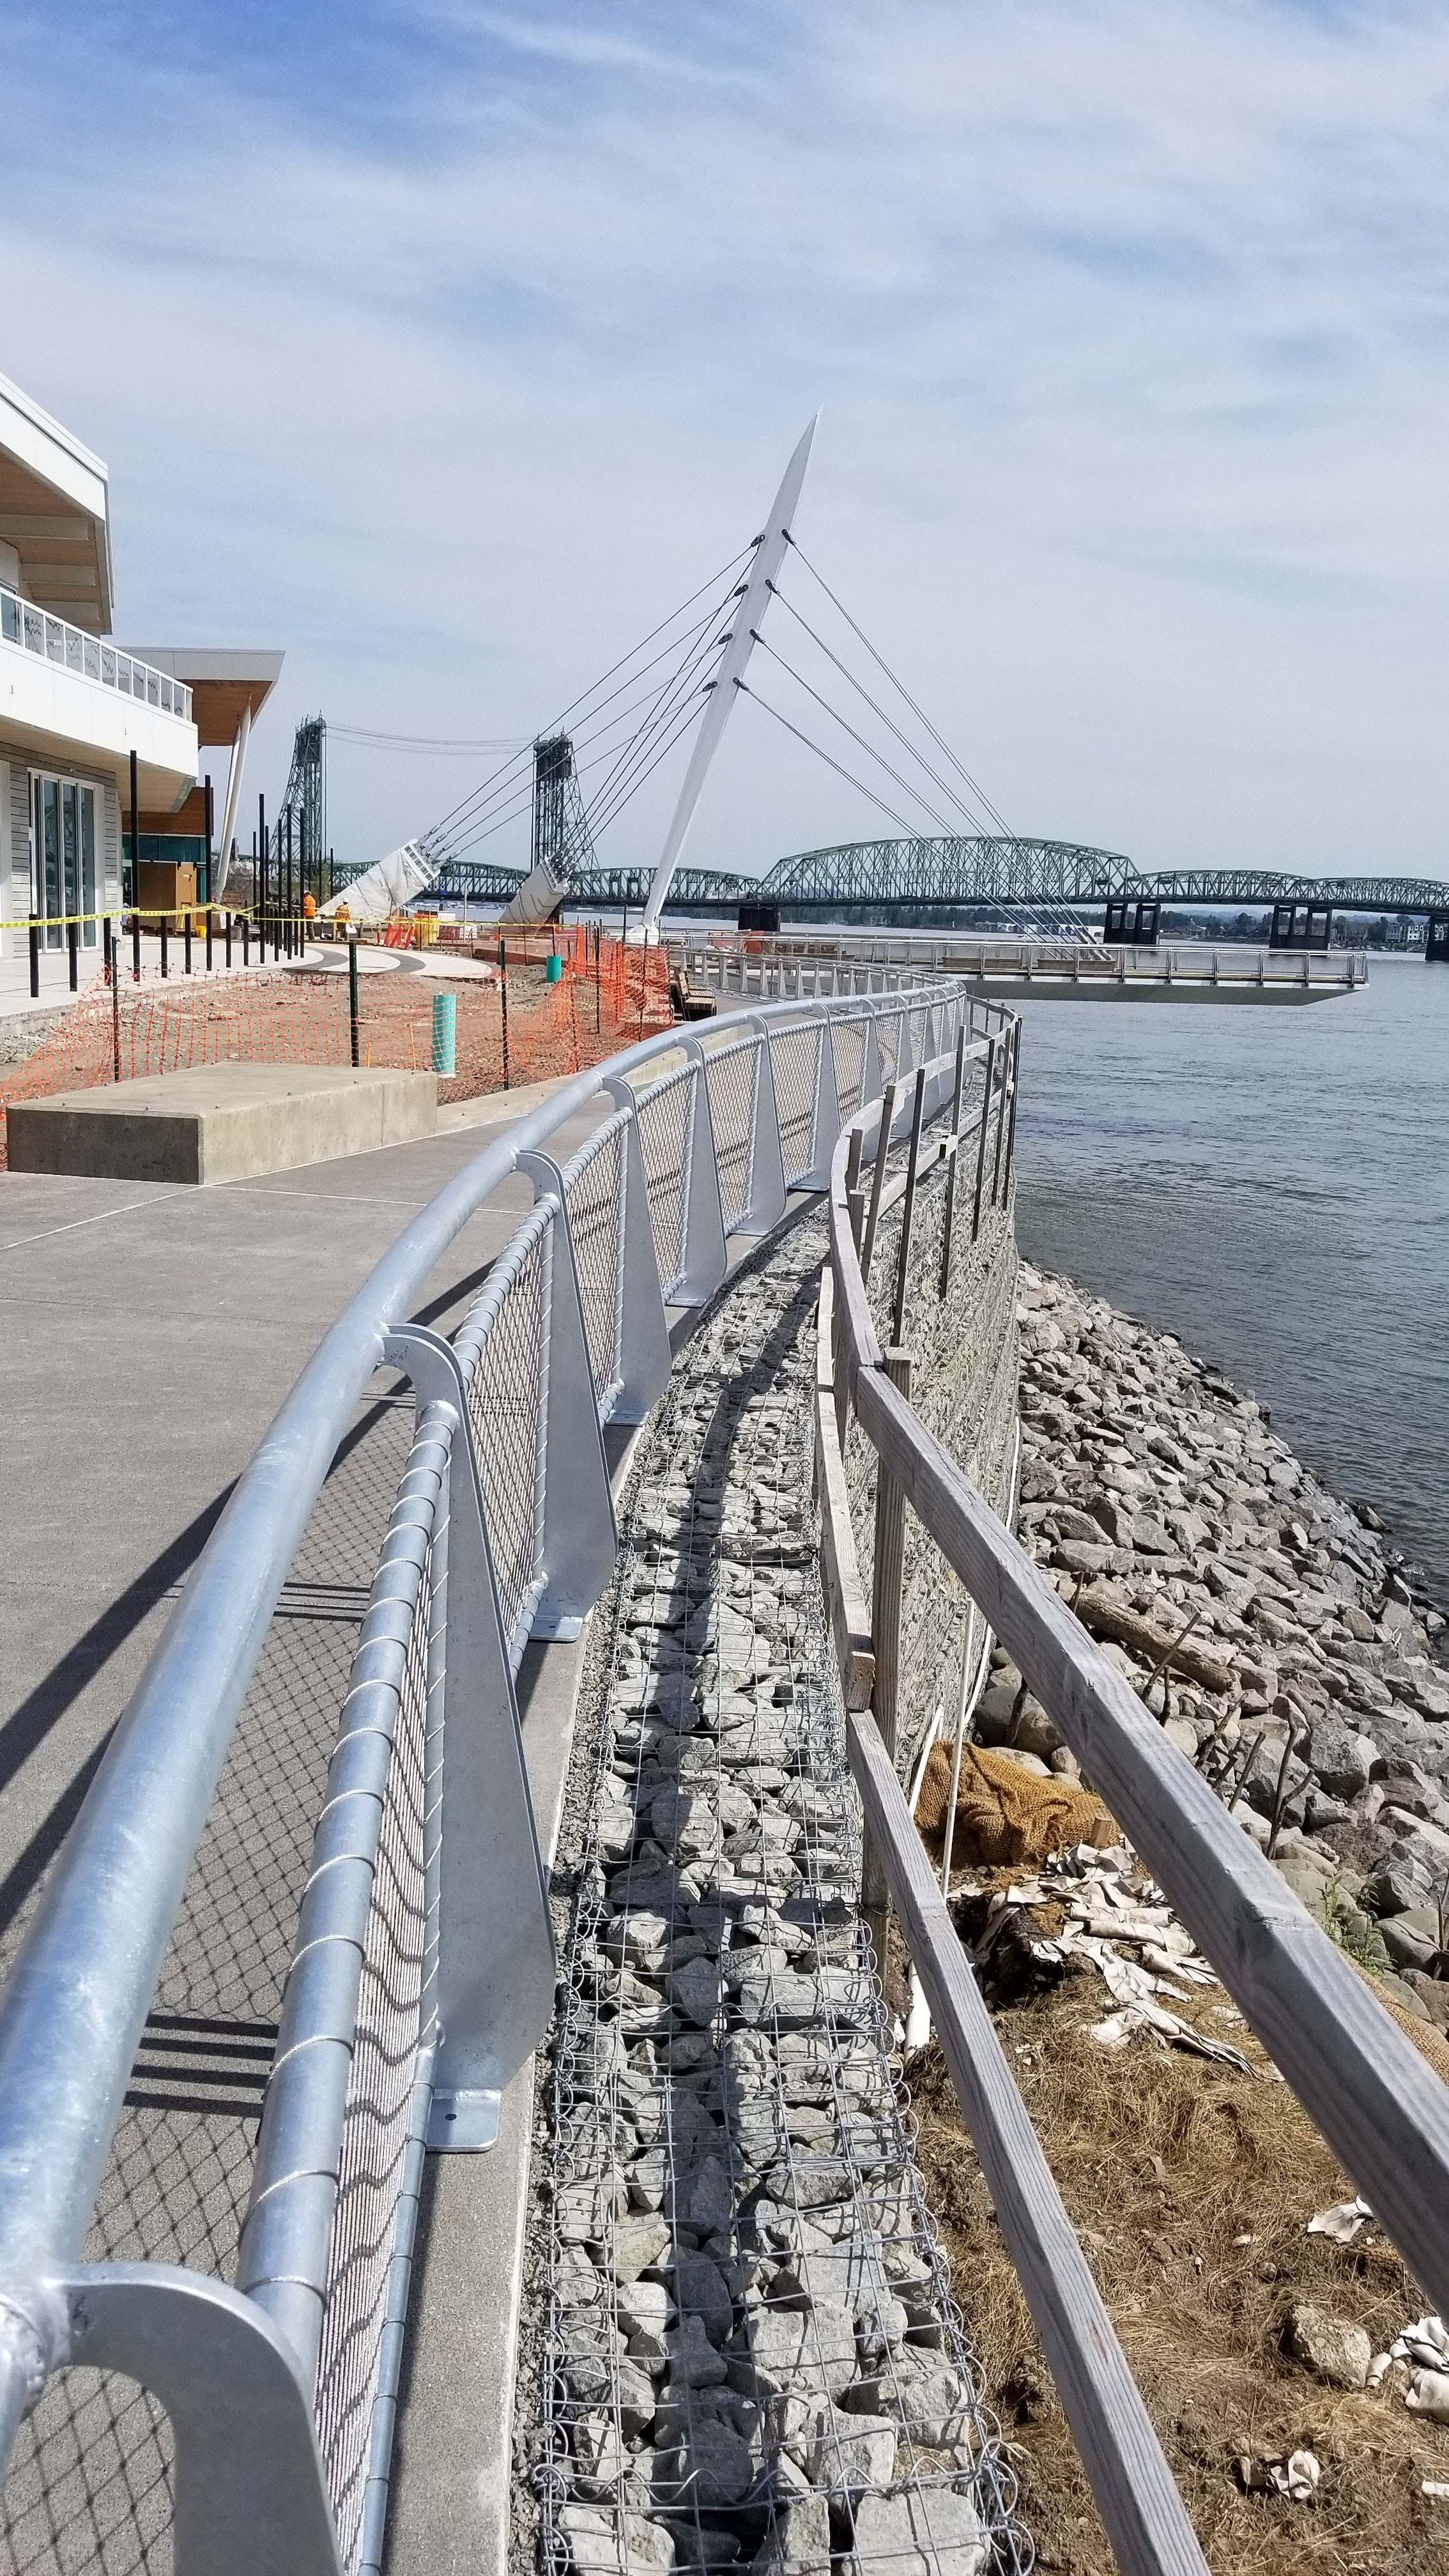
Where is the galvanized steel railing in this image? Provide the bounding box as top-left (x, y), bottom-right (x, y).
top-left (0, 974), bottom-right (998, 2576)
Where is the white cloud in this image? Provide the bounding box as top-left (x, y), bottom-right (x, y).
top-left (3, 0), bottom-right (1448, 880)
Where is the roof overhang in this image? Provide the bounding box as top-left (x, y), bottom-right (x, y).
top-left (121, 647), bottom-right (285, 745)
top-left (0, 371), bottom-right (113, 633)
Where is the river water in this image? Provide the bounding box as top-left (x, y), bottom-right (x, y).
top-left (1009, 956), bottom-right (1449, 1600)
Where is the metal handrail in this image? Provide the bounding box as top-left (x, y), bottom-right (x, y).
top-left (0, 585), bottom-right (192, 721)
top-left (0, 972), bottom-right (986, 2573)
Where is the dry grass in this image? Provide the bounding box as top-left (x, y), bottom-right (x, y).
top-left (907, 1966), bottom-right (1449, 2574)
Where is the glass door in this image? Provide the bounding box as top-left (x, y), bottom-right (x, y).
top-left (31, 775), bottom-right (99, 945)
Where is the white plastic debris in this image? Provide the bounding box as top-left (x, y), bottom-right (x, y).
top-left (1307, 2195), bottom-right (1374, 2245)
top-left (1237, 2448), bottom-right (1321, 2501)
top-left (1368, 2313), bottom-right (1448, 2391)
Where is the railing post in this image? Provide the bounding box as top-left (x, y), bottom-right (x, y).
top-left (673, 1043), bottom-right (728, 1305)
top-left (67, 916), bottom-right (79, 993)
top-left (58, 2264), bottom-right (344, 2576)
top-left (738, 1020), bottom-right (788, 1236)
top-left (381, 1325), bottom-right (555, 2151)
top-left (890, 1068), bottom-right (927, 1347)
top-left (799, 1016), bottom-right (842, 1189)
top-left (862, 1344), bottom-right (912, 1980)
top-left (937, 1028), bottom-right (968, 1298)
top-left (28, 916), bottom-right (38, 1000)
top-left (971, 1034), bottom-right (996, 1241)
top-left (859, 1080), bottom-right (898, 1289)
top-left (517, 1154), bottom-right (618, 1634)
top-left (1002, 1021), bottom-right (1022, 1199)
top-left (601, 1082), bottom-right (675, 1419)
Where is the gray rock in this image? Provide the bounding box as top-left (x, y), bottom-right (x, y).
top-left (1285, 2301), bottom-right (1372, 2391)
top-left (671, 1957), bottom-right (723, 2028)
top-left (656, 2393), bottom-right (758, 2507)
top-left (1379, 1908), bottom-right (1441, 1972)
top-left (613, 2218), bottom-right (671, 2286)
top-left (750, 2495), bottom-right (831, 2576)
top-left (1367, 1852), bottom-right (1431, 1917)
top-left (801, 2400), bottom-right (896, 2495)
top-left (666, 2312), bottom-right (728, 2389)
top-left (1310, 1726), bottom-right (1377, 1804)
top-left (560, 2505), bottom-right (677, 2576)
top-left (676, 2249), bottom-right (735, 2345)
top-left (852, 2487), bottom-right (988, 2576)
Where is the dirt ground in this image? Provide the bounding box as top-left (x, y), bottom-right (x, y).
top-left (906, 1966), bottom-right (1449, 2575)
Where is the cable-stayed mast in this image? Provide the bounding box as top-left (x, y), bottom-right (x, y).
top-left (638, 417), bottom-right (818, 933)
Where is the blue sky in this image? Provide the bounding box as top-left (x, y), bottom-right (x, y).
top-left (4, 1), bottom-right (1448, 880)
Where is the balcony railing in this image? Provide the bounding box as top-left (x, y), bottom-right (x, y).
top-left (0, 585), bottom-right (192, 723)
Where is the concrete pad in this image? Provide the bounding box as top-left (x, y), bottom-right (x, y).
top-left (7, 1061), bottom-right (438, 1184)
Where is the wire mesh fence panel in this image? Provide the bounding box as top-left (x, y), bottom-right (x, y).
top-left (456, 1207), bottom-right (552, 1667)
top-left (767, 1022), bottom-right (820, 1188)
top-left (703, 1040), bottom-right (758, 1234)
top-left (831, 1018), bottom-right (868, 1124)
top-left (534, 1215), bottom-right (1025, 2576)
top-left (906, 1004), bottom-right (930, 1072)
top-left (561, 1114), bottom-right (629, 1416)
top-left (0, 1397), bottom-right (415, 2573)
top-left (313, 1444), bottom-right (440, 2573)
top-left (634, 1067), bottom-right (694, 1297)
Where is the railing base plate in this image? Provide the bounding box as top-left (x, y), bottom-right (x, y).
top-left (427, 2088), bottom-right (502, 2152)
top-left (532, 1611), bottom-right (586, 1642)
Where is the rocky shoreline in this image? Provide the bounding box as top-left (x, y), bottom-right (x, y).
top-left (986, 1261), bottom-right (1449, 2024)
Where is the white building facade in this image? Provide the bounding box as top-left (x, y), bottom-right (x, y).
top-left (0, 371), bottom-right (279, 1014)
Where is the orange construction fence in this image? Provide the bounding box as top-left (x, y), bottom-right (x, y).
top-left (0, 935), bottom-right (673, 1169)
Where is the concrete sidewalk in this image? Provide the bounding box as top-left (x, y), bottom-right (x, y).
top-left (0, 1080), bottom-right (589, 1958)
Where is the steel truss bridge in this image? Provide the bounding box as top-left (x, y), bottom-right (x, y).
top-left (337, 834), bottom-right (1449, 921)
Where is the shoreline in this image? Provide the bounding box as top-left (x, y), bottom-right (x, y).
top-left (990, 1260), bottom-right (1449, 2024)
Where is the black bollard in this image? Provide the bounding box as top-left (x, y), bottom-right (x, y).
top-left (29, 917), bottom-right (39, 1000)
top-left (68, 917), bottom-right (79, 993)
top-left (160, 918), bottom-right (169, 979)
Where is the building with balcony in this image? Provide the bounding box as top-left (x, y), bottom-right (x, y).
top-left (0, 369), bottom-right (282, 1013)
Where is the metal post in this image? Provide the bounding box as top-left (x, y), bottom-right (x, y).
top-left (737, 1020), bottom-right (787, 1236)
top-left (111, 924), bottom-right (121, 1082)
top-left (673, 1046), bottom-right (729, 1305)
top-left (259, 792), bottom-right (266, 924)
top-left (68, 916), bottom-right (79, 992)
top-left (129, 747), bottom-right (139, 919)
top-left (287, 809), bottom-right (293, 923)
top-left (499, 936), bottom-right (510, 1087)
top-left (204, 772), bottom-right (213, 908)
top-left (184, 912), bottom-right (192, 977)
top-left (160, 918), bottom-right (169, 979)
top-left (990, 1024), bottom-right (1010, 1204)
top-left (132, 908), bottom-right (141, 983)
top-left (860, 1081), bottom-right (897, 1289)
top-left (971, 1036), bottom-right (996, 1241)
top-left (863, 1344), bottom-right (912, 1977)
top-left (937, 1028), bottom-right (968, 1298)
top-left (349, 934), bottom-right (360, 1068)
top-left (1002, 1022), bottom-right (1022, 1200)
top-left (241, 916), bottom-right (249, 967)
top-left (28, 916), bottom-right (39, 1001)
top-left (206, 906), bottom-right (213, 972)
top-left (890, 1068), bottom-right (927, 1348)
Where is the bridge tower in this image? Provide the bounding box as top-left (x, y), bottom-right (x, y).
top-left (279, 714), bottom-right (326, 902)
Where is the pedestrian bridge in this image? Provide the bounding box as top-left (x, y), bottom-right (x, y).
top-left (0, 962), bottom-right (1445, 2576)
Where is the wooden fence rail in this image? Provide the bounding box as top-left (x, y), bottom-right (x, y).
top-left (820, 1040), bottom-right (1449, 2573)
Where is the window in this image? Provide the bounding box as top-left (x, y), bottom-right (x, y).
top-left (30, 773), bottom-right (98, 947)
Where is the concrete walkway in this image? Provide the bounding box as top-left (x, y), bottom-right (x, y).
top-left (0, 1087), bottom-right (578, 1962)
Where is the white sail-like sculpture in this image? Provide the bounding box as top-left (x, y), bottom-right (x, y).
top-left (319, 840), bottom-right (436, 923)
top-left (638, 415), bottom-right (818, 935)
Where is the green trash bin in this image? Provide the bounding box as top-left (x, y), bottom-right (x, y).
top-left (545, 953), bottom-right (564, 984)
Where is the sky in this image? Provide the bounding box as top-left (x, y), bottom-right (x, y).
top-left (3, 0), bottom-right (1448, 885)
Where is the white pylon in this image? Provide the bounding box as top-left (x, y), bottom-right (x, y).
top-left (637, 415), bottom-right (818, 937)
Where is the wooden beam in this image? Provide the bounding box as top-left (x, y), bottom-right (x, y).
top-left (847, 1697), bottom-right (1209, 2576)
top-left (852, 1356), bottom-right (1449, 2324)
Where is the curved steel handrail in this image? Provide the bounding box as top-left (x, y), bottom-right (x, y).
top-left (0, 978), bottom-right (975, 2472)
